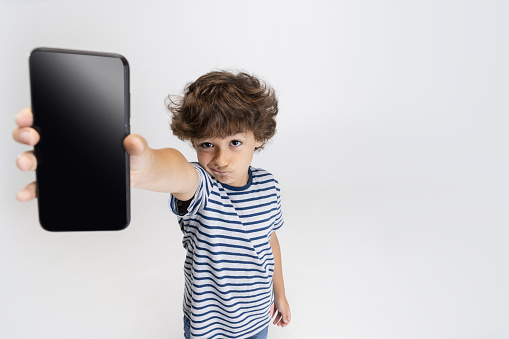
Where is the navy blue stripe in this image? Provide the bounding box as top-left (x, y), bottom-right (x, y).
top-left (183, 216), bottom-right (275, 235)
top-left (192, 283), bottom-right (271, 298)
top-left (188, 274), bottom-right (273, 287)
top-left (191, 286), bottom-right (271, 302)
top-left (243, 212), bottom-right (281, 226)
top-left (210, 189), bottom-right (281, 201)
top-left (202, 206), bottom-right (238, 217)
top-left (251, 171), bottom-right (271, 177)
top-left (185, 259), bottom-right (272, 275)
top-left (188, 253), bottom-right (273, 271)
top-left (188, 259), bottom-right (270, 274)
top-left (185, 224), bottom-right (252, 243)
top-left (195, 211), bottom-right (242, 225)
top-left (191, 309), bottom-right (268, 325)
top-left (230, 193), bottom-right (279, 204)
top-left (225, 184), bottom-right (277, 196)
top-left (191, 302), bottom-right (270, 319)
top-left (182, 234), bottom-right (255, 252)
top-left (234, 200), bottom-right (275, 211)
top-left (186, 267), bottom-right (273, 280)
top-left (207, 198), bottom-right (278, 212)
top-left (190, 301), bottom-right (270, 322)
top-left (239, 207), bottom-right (280, 219)
top-left (202, 205), bottom-right (280, 221)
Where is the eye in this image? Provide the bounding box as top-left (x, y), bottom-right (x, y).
top-left (199, 142), bottom-right (214, 148)
top-left (230, 140), bottom-right (242, 147)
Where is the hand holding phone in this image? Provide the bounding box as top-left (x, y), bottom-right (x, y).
top-left (14, 111), bottom-right (153, 206)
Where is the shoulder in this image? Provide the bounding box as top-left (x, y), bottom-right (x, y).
top-left (250, 166), bottom-right (281, 189)
top-left (189, 162), bottom-right (218, 185)
top-left (169, 162), bottom-right (216, 217)
top-left (190, 162), bottom-right (209, 177)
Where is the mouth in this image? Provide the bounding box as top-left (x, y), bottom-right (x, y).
top-left (211, 169), bottom-right (228, 175)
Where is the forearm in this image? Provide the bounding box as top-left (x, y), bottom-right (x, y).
top-left (134, 147), bottom-right (198, 200)
top-left (270, 232), bottom-right (287, 300)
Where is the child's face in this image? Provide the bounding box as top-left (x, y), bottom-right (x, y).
top-left (193, 131), bottom-right (263, 187)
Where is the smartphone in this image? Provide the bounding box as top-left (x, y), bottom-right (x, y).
top-left (29, 47), bottom-right (130, 231)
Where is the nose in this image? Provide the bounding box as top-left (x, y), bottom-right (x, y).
top-left (213, 148), bottom-right (229, 167)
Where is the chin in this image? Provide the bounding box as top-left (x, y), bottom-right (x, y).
top-left (216, 175), bottom-right (238, 186)
top-left (215, 176), bottom-right (234, 184)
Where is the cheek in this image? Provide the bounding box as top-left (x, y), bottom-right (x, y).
top-left (197, 152), bottom-right (212, 165)
top-left (243, 149), bottom-right (256, 161)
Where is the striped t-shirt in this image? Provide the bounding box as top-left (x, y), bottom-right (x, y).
top-left (169, 163), bottom-right (284, 339)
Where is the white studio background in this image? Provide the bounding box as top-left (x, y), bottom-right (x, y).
top-left (1, 0), bottom-right (508, 338)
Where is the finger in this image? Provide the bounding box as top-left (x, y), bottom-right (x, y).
top-left (15, 108), bottom-right (33, 128)
top-left (12, 126), bottom-right (40, 146)
top-left (281, 308), bottom-right (291, 327)
top-left (281, 313), bottom-right (290, 327)
top-left (123, 134), bottom-right (148, 157)
top-left (271, 305), bottom-right (278, 320)
top-left (273, 311), bottom-right (282, 325)
top-left (277, 311), bottom-right (284, 326)
top-left (16, 181), bottom-right (37, 202)
top-left (16, 151), bottom-right (37, 171)
top-left (269, 303), bottom-right (274, 318)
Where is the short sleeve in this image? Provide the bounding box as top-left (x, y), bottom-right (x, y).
top-left (169, 163), bottom-right (213, 217)
top-left (272, 179), bottom-right (284, 232)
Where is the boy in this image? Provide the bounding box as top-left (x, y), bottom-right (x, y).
top-left (13, 71), bottom-right (291, 338)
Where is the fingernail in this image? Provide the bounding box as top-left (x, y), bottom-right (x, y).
top-left (20, 130), bottom-right (29, 142)
top-left (16, 189), bottom-right (27, 202)
top-left (17, 155), bottom-right (29, 171)
top-left (16, 154), bottom-right (24, 166)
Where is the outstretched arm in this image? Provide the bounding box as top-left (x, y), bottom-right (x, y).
top-left (270, 231), bottom-right (291, 327)
top-left (123, 135), bottom-right (198, 201)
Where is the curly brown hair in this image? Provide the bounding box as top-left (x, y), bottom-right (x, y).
top-left (167, 71), bottom-right (278, 150)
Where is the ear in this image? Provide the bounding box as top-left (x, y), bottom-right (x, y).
top-left (255, 140), bottom-right (264, 148)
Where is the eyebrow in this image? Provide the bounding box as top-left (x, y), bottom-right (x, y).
top-left (229, 135), bottom-right (247, 140)
top-left (196, 133), bottom-right (247, 142)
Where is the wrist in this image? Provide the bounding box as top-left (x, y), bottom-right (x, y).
top-left (274, 293), bottom-right (287, 302)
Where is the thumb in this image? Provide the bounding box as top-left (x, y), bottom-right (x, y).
top-left (124, 134), bottom-right (149, 157)
top-left (283, 309), bottom-right (291, 324)
top-left (124, 134), bottom-right (154, 178)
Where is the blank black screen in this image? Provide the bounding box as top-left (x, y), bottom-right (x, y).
top-left (29, 48), bottom-right (130, 231)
